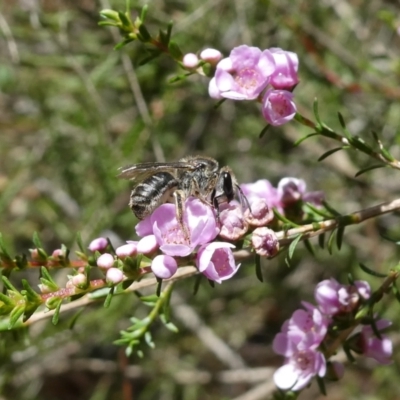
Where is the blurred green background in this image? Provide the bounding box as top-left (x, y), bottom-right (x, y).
top-left (1, 0), bottom-right (400, 399)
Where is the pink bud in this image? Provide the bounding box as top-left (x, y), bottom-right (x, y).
top-left (137, 235), bottom-right (158, 255)
top-left (218, 204), bottom-right (248, 241)
top-left (97, 253), bottom-right (114, 269)
top-left (88, 237), bottom-right (108, 253)
top-left (38, 283), bottom-right (53, 294)
top-left (200, 48), bottom-right (222, 64)
top-left (251, 227), bottom-right (279, 257)
top-left (244, 198), bottom-right (274, 227)
top-left (71, 273), bottom-right (87, 288)
top-left (151, 255), bottom-right (178, 279)
top-left (106, 267), bottom-right (124, 284)
top-left (116, 242), bottom-right (138, 258)
top-left (52, 248), bottom-right (64, 258)
top-left (30, 248), bottom-right (40, 260)
top-left (182, 53), bottom-right (199, 69)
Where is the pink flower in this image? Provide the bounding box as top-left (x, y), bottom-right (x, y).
top-left (151, 255), bottom-right (178, 279)
top-left (357, 320), bottom-right (393, 364)
top-left (315, 278), bottom-right (371, 316)
top-left (97, 253), bottom-right (114, 269)
top-left (182, 53), bottom-right (199, 69)
top-left (218, 203), bottom-right (248, 241)
top-left (240, 179), bottom-right (281, 210)
top-left (71, 273), bottom-right (87, 288)
top-left (277, 177), bottom-right (306, 205)
top-left (137, 197), bottom-right (219, 257)
top-left (209, 45), bottom-right (275, 100)
top-left (269, 48), bottom-right (299, 90)
top-left (273, 349), bottom-right (326, 391)
top-left (273, 303), bottom-right (329, 391)
top-left (196, 242), bottom-right (240, 283)
top-left (251, 227), bottom-right (279, 257)
top-left (88, 237), bottom-right (108, 253)
top-left (262, 89), bottom-right (296, 126)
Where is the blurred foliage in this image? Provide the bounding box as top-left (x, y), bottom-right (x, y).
top-left (1, 0), bottom-right (400, 399)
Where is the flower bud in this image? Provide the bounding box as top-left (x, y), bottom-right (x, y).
top-left (106, 267), bottom-right (124, 284)
top-left (151, 255), bottom-right (178, 279)
top-left (218, 204), bottom-right (248, 241)
top-left (97, 253), bottom-right (114, 270)
top-left (251, 227), bottom-right (279, 257)
top-left (182, 53), bottom-right (199, 69)
top-left (200, 48), bottom-right (222, 64)
top-left (116, 242), bottom-right (138, 258)
top-left (52, 248), bottom-right (64, 258)
top-left (137, 235), bottom-right (158, 255)
top-left (244, 198), bottom-right (274, 227)
top-left (71, 273), bottom-right (87, 289)
top-left (88, 237), bottom-right (108, 253)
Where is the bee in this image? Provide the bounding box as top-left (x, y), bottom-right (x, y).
top-left (118, 155), bottom-right (248, 224)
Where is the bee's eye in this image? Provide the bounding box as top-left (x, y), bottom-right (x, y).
top-left (223, 172), bottom-right (234, 199)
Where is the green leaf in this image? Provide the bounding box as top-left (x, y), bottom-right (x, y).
top-left (380, 147), bottom-right (395, 162)
top-left (2, 276), bottom-right (18, 292)
top-left (327, 230), bottom-right (336, 254)
top-left (162, 286), bottom-right (173, 323)
top-left (40, 266), bottom-right (57, 286)
top-left (14, 254), bottom-right (28, 269)
top-left (358, 263), bottom-right (387, 278)
top-left (313, 98), bottom-right (322, 126)
top-left (0, 292), bottom-right (15, 307)
top-left (52, 299), bottom-right (63, 325)
top-left (21, 279), bottom-right (42, 303)
top-left (140, 4), bottom-right (148, 22)
top-left (255, 254), bottom-right (263, 282)
top-left (304, 202), bottom-right (333, 219)
top-left (32, 232), bottom-right (43, 250)
top-left (144, 331), bottom-right (155, 348)
top-left (138, 50), bottom-right (162, 66)
top-left (337, 112), bottom-right (346, 129)
top-left (348, 136), bottom-right (373, 154)
top-left (318, 146), bottom-right (347, 161)
top-left (336, 226), bottom-right (345, 250)
top-left (294, 132), bottom-right (319, 146)
top-left (192, 275), bottom-right (202, 295)
top-left (0, 233), bottom-right (13, 263)
top-left (318, 233), bottom-right (325, 249)
top-left (118, 11), bottom-right (131, 27)
top-left (258, 124), bottom-right (271, 139)
top-left (391, 283), bottom-right (400, 304)
top-left (9, 305), bottom-right (25, 329)
top-left (303, 239), bottom-right (315, 256)
top-left (322, 201), bottom-right (341, 217)
top-left (371, 130), bottom-right (380, 143)
top-left (165, 21), bottom-right (173, 44)
top-left (355, 164), bottom-right (385, 177)
top-left (138, 24), bottom-right (151, 42)
top-left (76, 232), bottom-right (85, 254)
top-left (316, 376), bottom-right (327, 396)
top-left (68, 309), bottom-right (84, 329)
top-left (114, 38), bottom-right (134, 50)
top-left (288, 234), bottom-right (303, 259)
top-left (169, 72), bottom-right (193, 83)
top-left (168, 40), bottom-right (183, 60)
top-left (103, 287), bottom-right (114, 308)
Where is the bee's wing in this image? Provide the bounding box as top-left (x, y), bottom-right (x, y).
top-left (117, 161), bottom-right (196, 181)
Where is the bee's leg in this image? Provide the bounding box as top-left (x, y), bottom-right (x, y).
top-left (173, 190), bottom-right (190, 242)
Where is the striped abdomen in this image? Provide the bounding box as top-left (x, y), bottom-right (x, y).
top-left (129, 172), bottom-right (179, 220)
